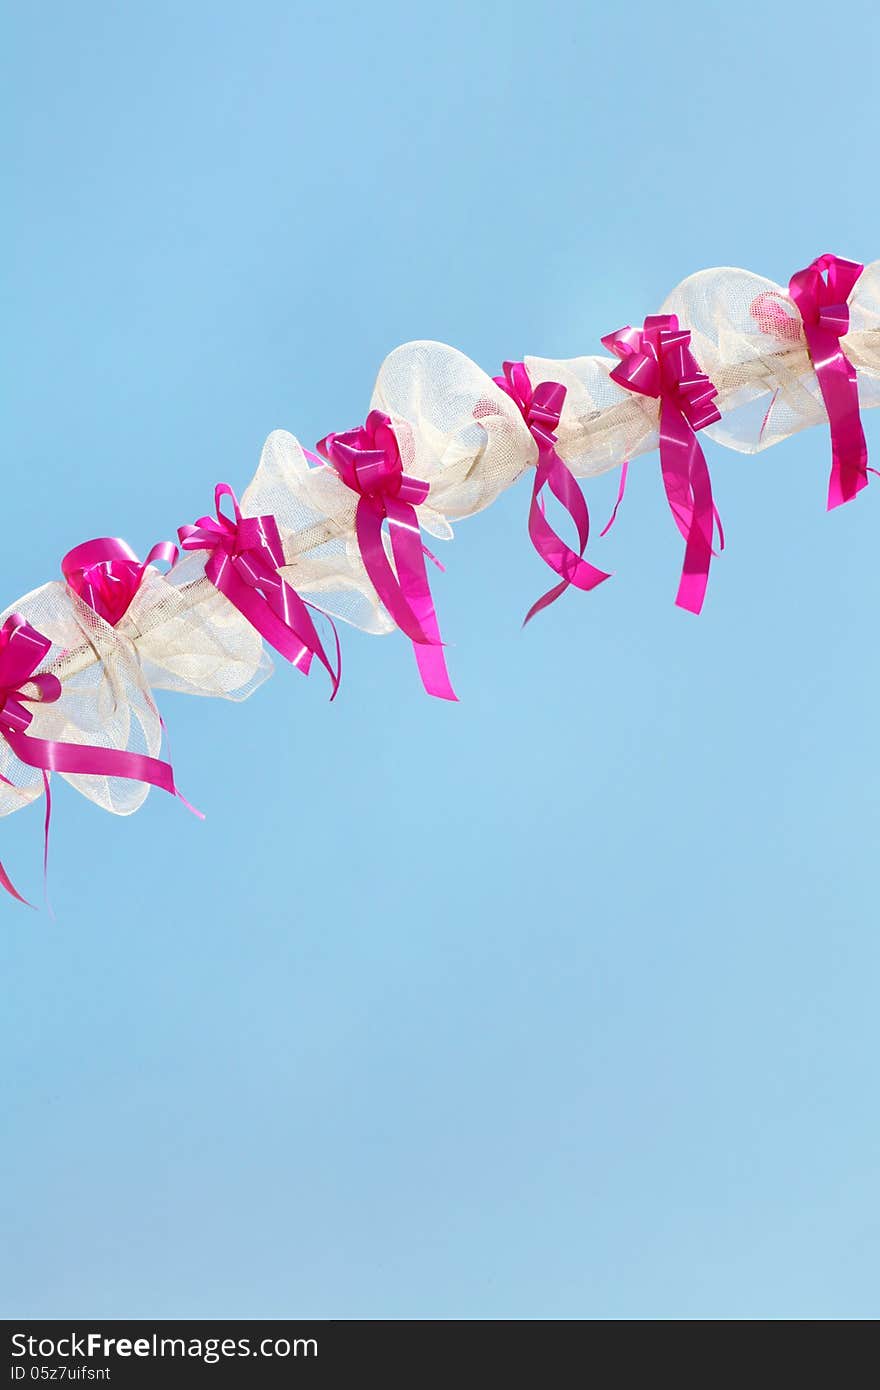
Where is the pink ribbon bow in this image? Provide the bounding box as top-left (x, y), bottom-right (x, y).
top-left (0, 613), bottom-right (180, 906)
top-left (62, 536), bottom-right (179, 626)
top-left (601, 314), bottom-right (723, 615)
top-left (178, 483), bottom-right (340, 698)
top-left (493, 361), bottom-right (611, 624)
top-left (787, 253), bottom-right (868, 511)
top-left (316, 411), bottom-right (456, 702)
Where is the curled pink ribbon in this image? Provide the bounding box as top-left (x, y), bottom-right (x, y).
top-left (316, 411), bottom-right (456, 702)
top-left (601, 314), bottom-right (723, 615)
top-left (787, 253), bottom-right (868, 511)
top-left (178, 484), bottom-right (340, 699)
top-left (0, 612), bottom-right (180, 906)
top-left (62, 536), bottom-right (179, 626)
top-left (493, 361), bottom-right (611, 624)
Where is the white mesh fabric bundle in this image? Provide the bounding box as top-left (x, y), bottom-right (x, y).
top-left (134, 555), bottom-right (273, 698)
top-left (370, 340), bottom-right (538, 528)
top-left (847, 260), bottom-right (880, 384)
top-left (0, 583), bottom-right (163, 817)
top-left (659, 261), bottom-right (880, 453)
top-left (240, 430), bottom-right (394, 634)
top-left (524, 353), bottom-right (661, 478)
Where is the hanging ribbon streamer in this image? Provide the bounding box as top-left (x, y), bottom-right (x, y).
top-left (493, 361), bottom-right (611, 624)
top-left (787, 253), bottom-right (868, 511)
top-left (0, 613), bottom-right (181, 905)
top-left (601, 315), bottom-right (723, 615)
top-left (316, 411), bottom-right (457, 702)
top-left (178, 484), bottom-right (340, 698)
top-left (62, 536), bottom-right (179, 627)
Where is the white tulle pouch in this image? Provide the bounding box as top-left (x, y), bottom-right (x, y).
top-left (660, 255), bottom-right (879, 510)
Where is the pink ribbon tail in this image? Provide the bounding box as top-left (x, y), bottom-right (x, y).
top-left (41, 771), bottom-right (54, 918)
top-left (788, 255), bottom-right (868, 512)
top-left (3, 728), bottom-right (178, 795)
top-left (1, 743), bottom-right (180, 911)
top-left (206, 550), bottom-right (339, 699)
top-left (158, 716), bottom-right (205, 820)
top-left (384, 497), bottom-right (457, 702)
top-left (658, 399), bottom-right (717, 616)
top-left (0, 851), bottom-right (32, 907)
top-left (600, 461), bottom-right (629, 537)
top-left (809, 324), bottom-right (868, 511)
top-left (355, 497), bottom-right (456, 701)
top-left (524, 447), bottom-right (611, 626)
top-left (0, 771), bottom-right (57, 912)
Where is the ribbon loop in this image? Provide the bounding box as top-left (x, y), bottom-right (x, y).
top-left (493, 361), bottom-right (611, 624)
top-left (178, 484), bottom-right (340, 698)
top-left (62, 536), bottom-right (180, 628)
top-left (788, 253), bottom-right (868, 510)
top-left (316, 411), bottom-right (456, 701)
top-left (601, 313), bottom-right (723, 614)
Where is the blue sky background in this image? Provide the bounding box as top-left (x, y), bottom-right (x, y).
top-left (2, 1), bottom-right (879, 1320)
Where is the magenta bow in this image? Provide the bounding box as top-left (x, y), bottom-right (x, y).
top-left (62, 536), bottom-right (179, 627)
top-left (178, 483), bottom-right (340, 699)
top-left (601, 314), bottom-right (723, 615)
top-left (0, 612), bottom-right (179, 906)
top-left (493, 361), bottom-right (611, 624)
top-left (316, 410), bottom-right (456, 702)
top-left (788, 253), bottom-right (868, 511)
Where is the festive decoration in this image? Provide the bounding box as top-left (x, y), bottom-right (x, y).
top-left (316, 411), bottom-right (455, 700)
top-left (3, 252), bottom-right (880, 905)
top-left (493, 361), bottom-right (610, 623)
top-left (600, 315), bottom-right (722, 614)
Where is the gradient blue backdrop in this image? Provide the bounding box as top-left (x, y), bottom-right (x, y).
top-left (2, 1), bottom-right (879, 1320)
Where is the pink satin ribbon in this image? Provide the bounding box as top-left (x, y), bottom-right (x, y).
top-left (178, 484), bottom-right (340, 698)
top-left (601, 314), bottom-right (723, 615)
top-left (493, 361), bottom-right (611, 624)
top-left (0, 612), bottom-right (180, 906)
top-left (316, 411), bottom-right (456, 702)
top-left (62, 536), bottom-right (179, 626)
top-left (787, 253), bottom-right (868, 511)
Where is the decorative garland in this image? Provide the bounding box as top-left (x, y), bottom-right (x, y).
top-left (2, 252), bottom-right (878, 905)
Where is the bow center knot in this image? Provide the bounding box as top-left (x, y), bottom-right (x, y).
top-left (317, 411), bottom-right (429, 508)
top-left (178, 484), bottom-right (285, 576)
top-left (493, 361), bottom-right (564, 450)
top-left (789, 253), bottom-right (863, 337)
top-left (602, 314), bottom-right (720, 431)
top-left (233, 513), bottom-right (285, 571)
